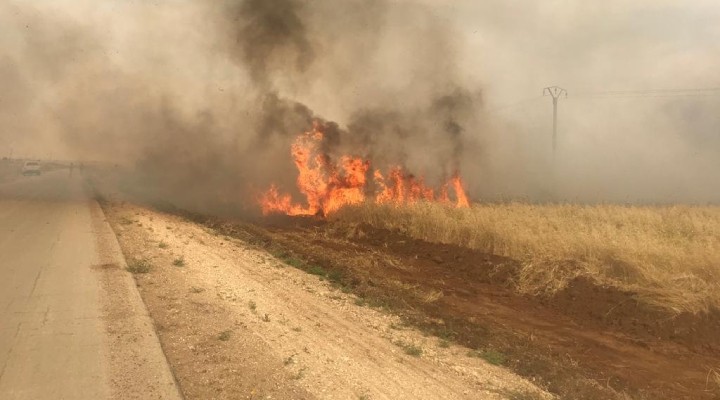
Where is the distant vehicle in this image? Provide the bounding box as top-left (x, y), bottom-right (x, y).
top-left (21, 161), bottom-right (42, 176)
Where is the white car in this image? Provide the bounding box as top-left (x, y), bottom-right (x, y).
top-left (21, 161), bottom-right (41, 176)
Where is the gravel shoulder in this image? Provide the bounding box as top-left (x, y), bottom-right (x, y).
top-left (104, 201), bottom-right (551, 400)
top-left (91, 201), bottom-right (183, 400)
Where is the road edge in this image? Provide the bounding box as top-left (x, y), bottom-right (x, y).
top-left (90, 200), bottom-right (185, 400)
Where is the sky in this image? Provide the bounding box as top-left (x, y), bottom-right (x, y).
top-left (1, 0), bottom-right (719, 204)
top-left (435, 0), bottom-right (720, 201)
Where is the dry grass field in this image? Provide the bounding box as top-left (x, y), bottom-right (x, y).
top-left (332, 202), bottom-right (720, 314)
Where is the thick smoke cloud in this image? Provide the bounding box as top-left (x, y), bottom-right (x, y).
top-left (1, 0), bottom-right (719, 210)
top-left (227, 0), bottom-right (315, 88)
top-left (1, 0), bottom-right (482, 213)
top-left (343, 88), bottom-right (480, 185)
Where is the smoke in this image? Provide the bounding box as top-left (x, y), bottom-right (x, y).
top-left (451, 1), bottom-right (720, 203)
top-left (1, 0), bottom-right (719, 210)
top-left (342, 88), bottom-right (480, 185)
top-left (226, 0), bottom-right (315, 88)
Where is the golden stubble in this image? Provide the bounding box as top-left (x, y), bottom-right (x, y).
top-left (332, 202), bottom-right (720, 314)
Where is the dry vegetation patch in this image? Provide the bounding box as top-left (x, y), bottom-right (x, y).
top-left (332, 202), bottom-right (720, 313)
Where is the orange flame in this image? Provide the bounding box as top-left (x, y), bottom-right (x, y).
top-left (259, 123), bottom-right (470, 216)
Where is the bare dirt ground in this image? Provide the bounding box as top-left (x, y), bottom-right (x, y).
top-left (104, 202), bottom-right (551, 400)
top-left (90, 202), bottom-right (183, 400)
top-left (201, 215), bottom-right (720, 400)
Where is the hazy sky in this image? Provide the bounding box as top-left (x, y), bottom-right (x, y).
top-left (429, 0), bottom-right (720, 201)
top-left (389, 1), bottom-right (720, 97)
top-left (7, 0), bottom-right (719, 108)
top-left (393, 1), bottom-right (720, 201)
top-left (2, 0), bottom-right (719, 203)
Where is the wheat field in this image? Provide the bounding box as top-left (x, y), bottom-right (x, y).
top-left (331, 202), bottom-right (720, 314)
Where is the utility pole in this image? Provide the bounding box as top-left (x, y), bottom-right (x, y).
top-left (543, 86), bottom-right (567, 159)
top-left (543, 86), bottom-right (567, 201)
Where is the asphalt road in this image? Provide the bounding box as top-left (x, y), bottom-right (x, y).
top-left (0, 170), bottom-right (180, 399)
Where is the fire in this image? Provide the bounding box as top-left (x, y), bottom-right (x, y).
top-left (259, 122), bottom-right (470, 216)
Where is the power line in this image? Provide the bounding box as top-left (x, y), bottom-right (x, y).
top-left (578, 87), bottom-right (720, 94)
top-left (573, 87), bottom-right (720, 98)
top-left (575, 93), bottom-right (720, 99)
top-left (484, 87), bottom-right (720, 114)
top-left (485, 95), bottom-right (544, 112)
top-left (486, 86), bottom-right (720, 109)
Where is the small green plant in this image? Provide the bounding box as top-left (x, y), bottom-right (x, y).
top-left (284, 355), bottom-right (295, 365)
top-left (403, 344), bottom-right (423, 357)
top-left (262, 313), bottom-right (271, 322)
top-left (172, 257), bottom-right (185, 267)
top-left (190, 286), bottom-right (204, 293)
top-left (270, 249), bottom-right (287, 259)
top-left (468, 349), bottom-right (507, 366)
top-left (285, 257), bottom-right (303, 268)
top-left (308, 265), bottom-right (326, 276)
top-left (327, 269), bottom-right (344, 283)
top-left (437, 329), bottom-right (457, 341)
top-left (248, 300), bottom-right (257, 312)
top-left (158, 241), bottom-right (168, 249)
top-left (218, 330), bottom-right (232, 341)
top-left (394, 340), bottom-right (422, 357)
top-left (127, 259), bottom-right (151, 274)
top-left (120, 217), bottom-right (134, 225)
top-left (438, 339), bottom-right (451, 348)
top-left (482, 349), bottom-right (506, 365)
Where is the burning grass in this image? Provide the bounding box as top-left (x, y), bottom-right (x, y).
top-left (259, 122), bottom-right (469, 216)
top-left (331, 202), bottom-right (720, 314)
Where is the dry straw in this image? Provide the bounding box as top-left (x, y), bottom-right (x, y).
top-left (332, 202), bottom-right (720, 314)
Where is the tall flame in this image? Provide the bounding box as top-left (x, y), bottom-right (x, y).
top-left (259, 123), bottom-right (470, 216)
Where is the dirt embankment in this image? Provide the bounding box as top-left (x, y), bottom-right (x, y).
top-left (198, 215), bottom-right (720, 400)
top-left (104, 202), bottom-right (550, 400)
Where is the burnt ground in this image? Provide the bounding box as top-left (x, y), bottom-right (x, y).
top-left (190, 214), bottom-right (720, 400)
